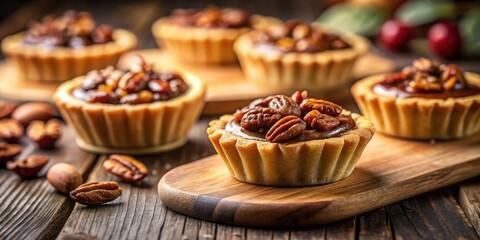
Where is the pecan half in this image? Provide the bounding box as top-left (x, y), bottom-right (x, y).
top-left (268, 95), bottom-right (301, 117)
top-left (266, 115), bottom-right (306, 143)
top-left (441, 64), bottom-right (465, 90)
top-left (241, 107), bottom-right (282, 133)
top-left (27, 119), bottom-right (62, 149)
top-left (0, 101), bottom-right (16, 119)
top-left (299, 99), bottom-right (342, 117)
top-left (70, 181), bottom-right (122, 205)
top-left (0, 143), bottom-right (22, 167)
top-left (291, 91), bottom-right (308, 105)
top-left (0, 119), bottom-right (23, 143)
top-left (103, 155), bottom-right (148, 182)
top-left (303, 110), bottom-right (340, 131)
top-left (7, 155), bottom-right (49, 179)
top-left (337, 114), bottom-right (357, 129)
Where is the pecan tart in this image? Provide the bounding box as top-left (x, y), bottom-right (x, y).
top-left (207, 91), bottom-right (375, 186)
top-left (152, 7), bottom-right (278, 64)
top-left (2, 10), bottom-right (137, 82)
top-left (54, 56), bottom-right (206, 154)
top-left (352, 58), bottom-right (480, 140)
top-left (234, 20), bottom-right (370, 92)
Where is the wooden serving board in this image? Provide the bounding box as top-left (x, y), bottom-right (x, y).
top-left (158, 133), bottom-right (480, 228)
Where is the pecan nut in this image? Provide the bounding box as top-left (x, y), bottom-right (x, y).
top-left (266, 115), bottom-right (306, 143)
top-left (0, 101), bottom-right (16, 119)
top-left (291, 91), bottom-right (308, 105)
top-left (0, 143), bottom-right (22, 167)
top-left (11, 102), bottom-right (55, 127)
top-left (70, 181), bottom-right (122, 205)
top-left (441, 64), bottom-right (465, 90)
top-left (47, 163), bottom-right (83, 194)
top-left (241, 107), bottom-right (282, 133)
top-left (0, 119), bottom-right (23, 143)
top-left (303, 110), bottom-right (340, 131)
top-left (103, 154), bottom-right (148, 182)
top-left (268, 95), bottom-right (301, 117)
top-left (299, 99), bottom-right (342, 117)
top-left (7, 155), bottom-right (49, 179)
top-left (27, 119), bottom-right (63, 149)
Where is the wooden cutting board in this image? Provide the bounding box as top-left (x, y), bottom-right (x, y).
top-left (158, 132), bottom-right (480, 228)
top-left (0, 49), bottom-right (395, 115)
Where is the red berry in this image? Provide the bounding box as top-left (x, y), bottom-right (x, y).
top-left (379, 20), bottom-right (415, 51)
top-left (428, 21), bottom-right (462, 59)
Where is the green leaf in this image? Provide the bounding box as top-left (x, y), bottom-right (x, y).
top-left (395, 0), bottom-right (456, 26)
top-left (460, 13), bottom-right (480, 57)
top-left (315, 4), bottom-right (386, 36)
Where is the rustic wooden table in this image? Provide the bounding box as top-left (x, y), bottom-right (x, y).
top-left (1, 0), bottom-right (479, 239)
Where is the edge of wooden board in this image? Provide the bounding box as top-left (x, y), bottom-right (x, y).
top-left (158, 133), bottom-right (480, 228)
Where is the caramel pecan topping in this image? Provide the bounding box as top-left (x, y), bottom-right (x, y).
top-left (299, 99), bottom-right (342, 117)
top-left (232, 92), bottom-right (356, 143)
top-left (24, 10), bottom-right (113, 48)
top-left (241, 107), bottom-right (282, 133)
top-left (73, 56), bottom-right (189, 105)
top-left (253, 20), bottom-right (350, 53)
top-left (381, 58), bottom-right (473, 93)
top-left (266, 115), bottom-right (306, 143)
top-left (303, 110), bottom-right (340, 131)
top-left (169, 7), bottom-right (250, 29)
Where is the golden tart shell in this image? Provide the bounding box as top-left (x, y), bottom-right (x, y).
top-left (1, 29), bottom-right (137, 83)
top-left (151, 15), bottom-right (280, 64)
top-left (233, 31), bottom-right (370, 92)
top-left (207, 114), bottom-right (375, 186)
top-left (54, 73), bottom-right (206, 154)
top-left (351, 73), bottom-right (480, 140)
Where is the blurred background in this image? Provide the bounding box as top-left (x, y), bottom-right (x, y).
top-left (1, 0), bottom-right (479, 65)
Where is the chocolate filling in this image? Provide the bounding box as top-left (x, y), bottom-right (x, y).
top-left (225, 120), bottom-right (352, 143)
top-left (373, 82), bottom-right (480, 99)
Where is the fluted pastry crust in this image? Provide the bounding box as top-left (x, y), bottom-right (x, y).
top-left (151, 15), bottom-right (280, 64)
top-left (54, 73), bottom-right (206, 154)
top-left (2, 29), bottom-right (137, 82)
top-left (207, 114), bottom-right (375, 186)
top-left (233, 31), bottom-right (370, 92)
top-left (351, 73), bottom-right (480, 140)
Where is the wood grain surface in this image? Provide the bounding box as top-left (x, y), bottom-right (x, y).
top-left (0, 125), bottom-right (96, 240)
top-left (158, 132), bottom-right (480, 227)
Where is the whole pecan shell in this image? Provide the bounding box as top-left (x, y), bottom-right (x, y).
top-left (300, 99), bottom-right (342, 117)
top-left (241, 107), bottom-right (282, 133)
top-left (303, 110), bottom-right (340, 131)
top-left (266, 115), bottom-right (306, 143)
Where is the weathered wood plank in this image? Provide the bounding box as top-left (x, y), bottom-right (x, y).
top-left (459, 179), bottom-right (480, 236)
top-left (325, 218), bottom-right (355, 240)
top-left (215, 223), bottom-right (246, 240)
top-left (0, 125), bottom-right (96, 240)
top-left (357, 208), bottom-right (392, 240)
top-left (388, 190), bottom-right (478, 239)
top-left (58, 118), bottom-right (216, 240)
